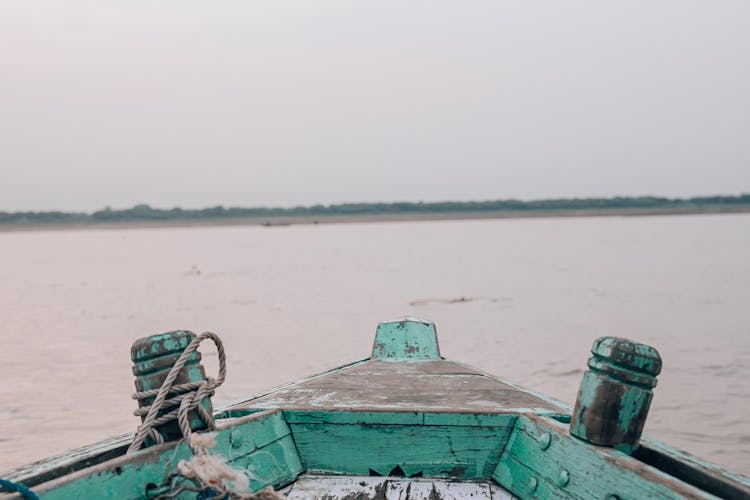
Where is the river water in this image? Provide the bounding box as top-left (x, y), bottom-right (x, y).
top-left (1, 214), bottom-right (749, 475)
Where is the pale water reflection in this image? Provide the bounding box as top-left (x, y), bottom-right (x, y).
top-left (1, 214), bottom-right (749, 474)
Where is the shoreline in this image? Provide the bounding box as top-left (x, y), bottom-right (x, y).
top-left (1, 205), bottom-right (749, 233)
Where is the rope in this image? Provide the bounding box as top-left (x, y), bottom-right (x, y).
top-left (0, 478), bottom-right (39, 500)
top-left (128, 332), bottom-right (227, 454)
top-left (127, 332), bottom-right (283, 499)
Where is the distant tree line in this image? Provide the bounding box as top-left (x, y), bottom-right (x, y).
top-left (2, 195), bottom-right (750, 225)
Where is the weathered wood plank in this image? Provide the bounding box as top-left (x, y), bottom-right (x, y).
top-left (422, 413), bottom-right (514, 427)
top-left (358, 360), bottom-right (480, 375)
top-left (283, 410), bottom-right (514, 427)
top-left (239, 387), bottom-right (559, 413)
top-left (29, 410), bottom-right (302, 499)
top-left (489, 481), bottom-right (520, 500)
top-left (286, 475), bottom-right (388, 499)
top-left (493, 453), bottom-right (572, 500)
top-left (635, 436), bottom-right (750, 499)
top-left (446, 360), bottom-right (573, 414)
top-left (218, 358), bottom-right (370, 408)
top-left (302, 373), bottom-right (503, 391)
top-left (0, 433), bottom-right (133, 488)
top-left (284, 410), bottom-right (425, 425)
top-left (291, 420), bottom-right (513, 480)
top-left (493, 415), bottom-right (718, 499)
top-left (228, 358), bottom-right (564, 415)
top-left (224, 438), bottom-right (302, 493)
top-left (385, 479), bottom-right (491, 498)
top-left (285, 474), bottom-right (517, 499)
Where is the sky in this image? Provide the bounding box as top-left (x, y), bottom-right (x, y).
top-left (1, 1), bottom-right (749, 212)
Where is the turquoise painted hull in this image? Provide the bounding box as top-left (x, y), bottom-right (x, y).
top-left (2, 318), bottom-right (749, 499)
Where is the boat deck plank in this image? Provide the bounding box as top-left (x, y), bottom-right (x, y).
top-left (284, 474), bottom-right (518, 499)
top-left (231, 359), bottom-right (564, 414)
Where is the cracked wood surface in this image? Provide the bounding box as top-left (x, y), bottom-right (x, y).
top-left (228, 359), bottom-right (565, 414)
top-left (283, 474), bottom-right (518, 499)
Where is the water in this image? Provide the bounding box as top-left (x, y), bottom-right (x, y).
top-left (1, 214), bottom-right (749, 475)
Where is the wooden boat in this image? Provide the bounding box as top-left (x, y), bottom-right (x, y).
top-left (2, 318), bottom-right (749, 499)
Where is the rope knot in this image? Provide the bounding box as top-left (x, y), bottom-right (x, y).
top-left (126, 332), bottom-right (282, 499)
top-left (128, 332), bottom-right (226, 454)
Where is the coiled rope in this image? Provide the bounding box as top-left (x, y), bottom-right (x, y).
top-left (128, 331), bottom-right (226, 454)
top-left (126, 332), bottom-right (282, 499)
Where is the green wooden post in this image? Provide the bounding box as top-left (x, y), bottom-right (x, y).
top-left (130, 330), bottom-right (212, 445)
top-left (569, 337), bottom-right (662, 454)
top-left (371, 317), bottom-right (441, 360)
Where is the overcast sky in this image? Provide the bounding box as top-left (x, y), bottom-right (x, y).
top-left (1, 2), bottom-right (748, 211)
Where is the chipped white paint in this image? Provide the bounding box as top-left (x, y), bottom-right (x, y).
top-left (385, 479), bottom-right (490, 498)
top-left (285, 474), bottom-right (517, 499)
top-left (286, 475), bottom-right (385, 499)
top-left (230, 359), bottom-right (566, 415)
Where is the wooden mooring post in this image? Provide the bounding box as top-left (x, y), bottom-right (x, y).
top-left (569, 337), bottom-right (662, 454)
top-left (130, 330), bottom-right (213, 445)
